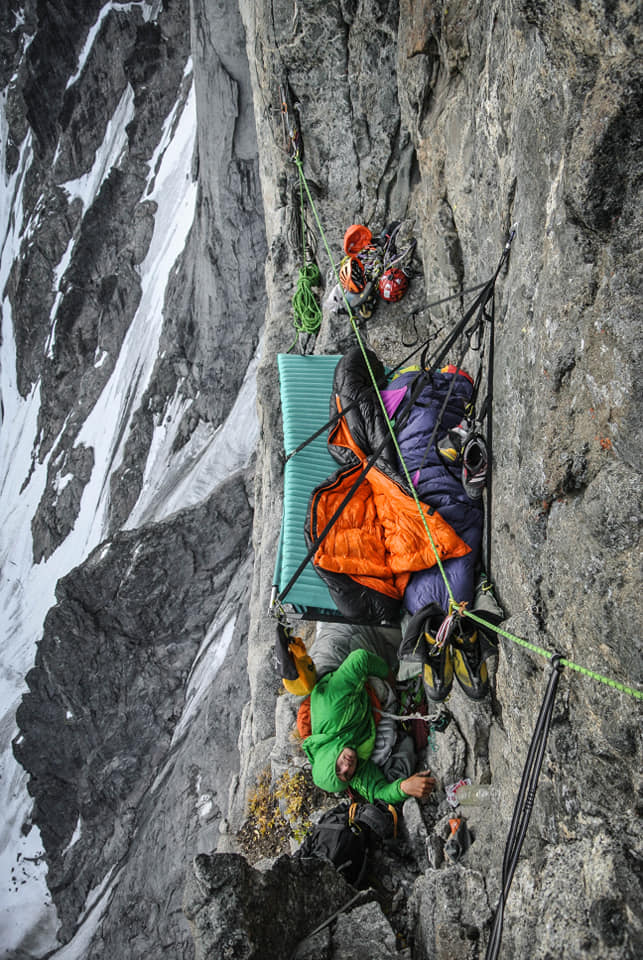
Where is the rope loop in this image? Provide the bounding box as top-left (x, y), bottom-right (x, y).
top-left (449, 598), bottom-right (469, 619)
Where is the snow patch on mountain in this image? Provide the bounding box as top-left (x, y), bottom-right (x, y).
top-left (0, 67), bottom-right (199, 957)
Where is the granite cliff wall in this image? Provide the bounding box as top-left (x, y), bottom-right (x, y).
top-left (228, 1), bottom-right (642, 958)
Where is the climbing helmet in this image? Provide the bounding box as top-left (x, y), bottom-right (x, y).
top-left (378, 267), bottom-right (409, 302)
top-left (339, 255), bottom-right (366, 293)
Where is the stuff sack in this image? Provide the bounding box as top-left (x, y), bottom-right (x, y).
top-left (275, 623), bottom-right (317, 696)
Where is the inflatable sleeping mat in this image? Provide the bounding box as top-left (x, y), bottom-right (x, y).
top-left (273, 353), bottom-right (343, 620)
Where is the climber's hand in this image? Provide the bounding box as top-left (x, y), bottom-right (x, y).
top-left (400, 770), bottom-right (436, 799)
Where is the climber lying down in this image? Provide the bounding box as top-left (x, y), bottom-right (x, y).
top-left (301, 623), bottom-right (436, 804)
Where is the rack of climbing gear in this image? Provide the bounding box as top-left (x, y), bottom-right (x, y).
top-left (337, 220), bottom-right (418, 320)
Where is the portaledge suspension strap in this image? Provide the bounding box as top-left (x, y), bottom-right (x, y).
top-left (484, 655), bottom-right (565, 960)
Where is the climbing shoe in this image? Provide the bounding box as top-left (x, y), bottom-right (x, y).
top-left (400, 605), bottom-right (453, 701)
top-left (437, 422), bottom-right (471, 465)
top-left (421, 617), bottom-right (454, 702)
top-left (452, 621), bottom-right (489, 700)
top-left (462, 434), bottom-right (488, 499)
top-left (399, 603), bottom-right (445, 662)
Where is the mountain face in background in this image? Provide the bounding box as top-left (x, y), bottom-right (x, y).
top-left (1, 1), bottom-right (264, 955)
top-left (1, 1), bottom-right (641, 959)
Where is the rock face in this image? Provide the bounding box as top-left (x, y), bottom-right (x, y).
top-left (3, 1), bottom-right (641, 959)
top-left (231, 1), bottom-right (642, 959)
top-left (15, 478), bottom-right (253, 949)
top-left (183, 852), bottom-right (369, 960)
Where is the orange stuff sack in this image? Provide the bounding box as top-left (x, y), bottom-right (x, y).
top-left (297, 695), bottom-right (312, 740)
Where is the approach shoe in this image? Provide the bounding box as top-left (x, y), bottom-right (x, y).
top-left (452, 621), bottom-right (489, 700)
top-left (470, 573), bottom-right (503, 649)
top-left (462, 434), bottom-right (488, 499)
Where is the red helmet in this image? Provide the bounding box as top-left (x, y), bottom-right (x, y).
top-left (339, 255), bottom-right (366, 293)
top-left (378, 268), bottom-right (408, 302)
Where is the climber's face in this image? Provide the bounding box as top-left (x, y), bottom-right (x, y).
top-left (336, 747), bottom-right (358, 782)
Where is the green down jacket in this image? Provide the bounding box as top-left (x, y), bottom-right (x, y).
top-left (302, 648), bottom-right (407, 804)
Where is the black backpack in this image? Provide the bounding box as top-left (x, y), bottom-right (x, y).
top-left (295, 801), bottom-right (398, 888)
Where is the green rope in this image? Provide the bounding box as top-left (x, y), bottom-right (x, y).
top-left (292, 262), bottom-right (322, 336)
top-left (464, 610), bottom-right (643, 701)
top-left (286, 159), bottom-right (322, 351)
top-left (289, 156), bottom-right (642, 703)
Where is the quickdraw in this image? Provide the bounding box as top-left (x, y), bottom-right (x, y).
top-left (280, 81), bottom-right (301, 160)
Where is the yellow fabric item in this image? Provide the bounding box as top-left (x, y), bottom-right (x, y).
top-left (282, 637), bottom-right (317, 696)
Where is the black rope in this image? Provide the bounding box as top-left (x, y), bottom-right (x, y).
top-left (484, 292), bottom-right (496, 580)
top-left (484, 655), bottom-right (565, 960)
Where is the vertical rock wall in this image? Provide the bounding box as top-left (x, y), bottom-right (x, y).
top-left (237, 2), bottom-right (642, 958)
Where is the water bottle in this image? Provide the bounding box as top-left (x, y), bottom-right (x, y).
top-left (456, 784), bottom-right (493, 806)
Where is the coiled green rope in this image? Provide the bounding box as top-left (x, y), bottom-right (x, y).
top-left (292, 262), bottom-right (322, 336)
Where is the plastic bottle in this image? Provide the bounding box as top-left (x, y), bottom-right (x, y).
top-left (455, 784), bottom-right (493, 806)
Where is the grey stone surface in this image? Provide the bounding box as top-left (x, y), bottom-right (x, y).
top-left (14, 480), bottom-right (253, 951)
top-left (182, 851), bottom-right (366, 960)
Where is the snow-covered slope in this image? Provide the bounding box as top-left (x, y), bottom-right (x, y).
top-left (0, 1), bottom-right (264, 955)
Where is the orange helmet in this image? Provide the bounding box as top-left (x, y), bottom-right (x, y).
top-left (339, 255), bottom-right (366, 293)
top-left (378, 268), bottom-right (409, 302)
top-left (343, 224), bottom-right (372, 255)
